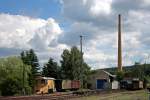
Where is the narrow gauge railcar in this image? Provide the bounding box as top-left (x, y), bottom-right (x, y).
top-left (55, 80), bottom-right (80, 92)
top-left (71, 80), bottom-right (80, 90)
top-left (35, 77), bottom-right (55, 94)
top-left (120, 78), bottom-right (143, 90)
top-left (132, 80), bottom-right (143, 89)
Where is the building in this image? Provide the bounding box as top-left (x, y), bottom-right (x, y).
top-left (88, 70), bottom-right (119, 90)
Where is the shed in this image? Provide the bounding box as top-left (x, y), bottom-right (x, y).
top-left (88, 70), bottom-right (118, 90)
top-left (112, 80), bottom-right (119, 89)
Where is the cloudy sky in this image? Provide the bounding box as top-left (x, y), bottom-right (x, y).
top-left (0, 0), bottom-right (150, 69)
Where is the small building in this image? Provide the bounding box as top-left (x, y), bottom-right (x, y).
top-left (88, 70), bottom-right (119, 90)
top-left (112, 80), bottom-right (119, 89)
top-left (34, 76), bottom-right (55, 94)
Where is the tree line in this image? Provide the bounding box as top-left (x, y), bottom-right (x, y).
top-left (0, 46), bottom-right (90, 96)
top-left (1, 46), bottom-right (150, 96)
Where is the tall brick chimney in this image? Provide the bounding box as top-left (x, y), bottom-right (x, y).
top-left (118, 14), bottom-right (122, 72)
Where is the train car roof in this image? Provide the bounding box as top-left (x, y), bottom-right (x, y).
top-left (42, 77), bottom-right (55, 80)
top-left (35, 76), bottom-right (55, 80)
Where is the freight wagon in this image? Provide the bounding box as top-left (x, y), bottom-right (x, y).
top-left (55, 80), bottom-right (80, 92)
top-left (71, 80), bottom-right (80, 90)
top-left (35, 77), bottom-right (80, 94)
top-left (35, 77), bottom-right (55, 94)
top-left (120, 78), bottom-right (143, 90)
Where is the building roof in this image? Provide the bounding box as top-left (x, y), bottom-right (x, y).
top-left (102, 70), bottom-right (116, 78)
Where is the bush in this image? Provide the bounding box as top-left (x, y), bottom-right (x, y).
top-left (0, 77), bottom-right (22, 96)
top-left (25, 85), bottom-right (32, 95)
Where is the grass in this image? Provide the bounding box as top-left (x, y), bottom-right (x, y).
top-left (71, 90), bottom-right (149, 100)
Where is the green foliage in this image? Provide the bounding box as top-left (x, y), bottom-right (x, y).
top-left (21, 49), bottom-right (39, 74)
top-left (124, 71), bottom-right (133, 78)
top-left (0, 57), bottom-right (31, 96)
top-left (0, 77), bottom-right (22, 96)
top-left (42, 58), bottom-right (61, 79)
top-left (116, 71), bottom-right (124, 81)
top-left (61, 46), bottom-right (91, 86)
top-left (132, 63), bottom-right (145, 80)
top-left (61, 49), bottom-right (72, 79)
top-left (20, 49), bottom-right (39, 91)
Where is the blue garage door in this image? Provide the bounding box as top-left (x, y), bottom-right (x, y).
top-left (96, 79), bottom-right (107, 89)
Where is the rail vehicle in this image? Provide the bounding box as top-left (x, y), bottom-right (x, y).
top-left (55, 80), bottom-right (80, 92)
top-left (35, 77), bottom-right (55, 94)
top-left (34, 77), bottom-right (80, 94)
top-left (120, 78), bottom-right (143, 90)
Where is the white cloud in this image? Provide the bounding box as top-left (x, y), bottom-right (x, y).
top-left (0, 13), bottom-right (65, 65)
top-left (61, 0), bottom-right (113, 22)
top-left (143, 0), bottom-right (150, 6)
top-left (59, 0), bottom-right (150, 69)
top-left (1, 0), bottom-right (150, 69)
top-left (0, 14), bottom-right (45, 48)
top-left (126, 10), bottom-right (150, 30)
top-left (30, 18), bottom-right (62, 50)
top-left (0, 14), bottom-right (62, 50)
top-left (90, 0), bottom-right (112, 16)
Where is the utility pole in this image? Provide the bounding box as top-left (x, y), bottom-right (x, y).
top-left (22, 63), bottom-right (25, 95)
top-left (80, 35), bottom-right (83, 63)
top-left (80, 35), bottom-right (83, 89)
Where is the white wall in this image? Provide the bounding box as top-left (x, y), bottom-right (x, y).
top-left (112, 80), bottom-right (119, 89)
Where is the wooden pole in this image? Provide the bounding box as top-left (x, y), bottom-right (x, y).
top-left (80, 35), bottom-right (83, 88)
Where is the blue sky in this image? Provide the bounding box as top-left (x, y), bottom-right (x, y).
top-left (0, 0), bottom-right (150, 69)
top-left (0, 0), bottom-right (61, 19)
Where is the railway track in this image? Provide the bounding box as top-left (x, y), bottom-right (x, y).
top-left (0, 89), bottom-right (129, 100)
top-left (0, 92), bottom-right (82, 100)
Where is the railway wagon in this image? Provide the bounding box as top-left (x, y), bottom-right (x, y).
top-left (120, 78), bottom-right (143, 90)
top-left (55, 80), bottom-right (80, 92)
top-left (71, 80), bottom-right (80, 90)
top-left (132, 80), bottom-right (143, 89)
top-left (35, 77), bottom-right (55, 94)
top-left (62, 80), bottom-right (72, 90)
top-left (55, 80), bottom-right (71, 92)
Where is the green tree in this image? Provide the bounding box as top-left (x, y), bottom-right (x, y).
top-left (42, 58), bottom-right (60, 79)
top-left (0, 77), bottom-right (22, 96)
top-left (61, 49), bottom-right (72, 79)
top-left (132, 63), bottom-right (145, 80)
top-left (20, 49), bottom-right (39, 92)
top-left (116, 71), bottom-right (124, 81)
top-left (61, 46), bottom-right (91, 87)
top-left (0, 57), bottom-right (31, 96)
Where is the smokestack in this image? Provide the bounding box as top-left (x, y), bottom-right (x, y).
top-left (118, 14), bottom-right (122, 72)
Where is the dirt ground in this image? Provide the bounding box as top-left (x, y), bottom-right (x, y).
top-left (71, 90), bottom-right (149, 100)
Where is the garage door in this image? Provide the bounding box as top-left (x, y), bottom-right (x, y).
top-left (96, 79), bottom-right (107, 89)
